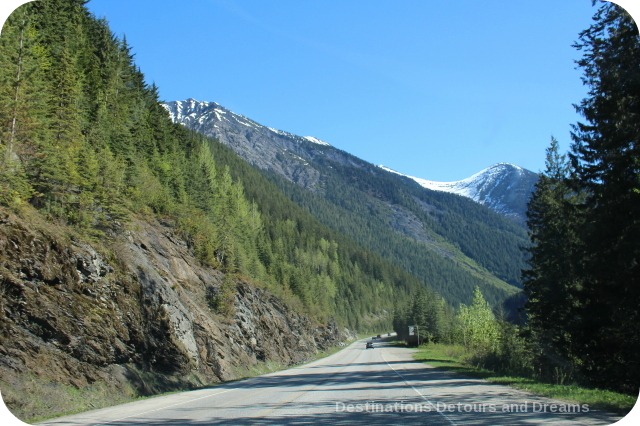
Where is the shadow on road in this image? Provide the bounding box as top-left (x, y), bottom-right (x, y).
top-left (39, 339), bottom-right (620, 426)
top-left (47, 397), bottom-right (617, 426)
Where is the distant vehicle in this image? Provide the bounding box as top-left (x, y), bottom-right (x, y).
top-left (372, 336), bottom-right (377, 340)
top-left (387, 333), bottom-right (391, 336)
top-left (366, 341), bottom-right (374, 349)
top-left (377, 334), bottom-right (381, 338)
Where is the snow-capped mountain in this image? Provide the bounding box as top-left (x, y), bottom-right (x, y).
top-left (379, 163), bottom-right (538, 224)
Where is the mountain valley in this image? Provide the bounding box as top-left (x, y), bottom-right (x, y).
top-left (163, 99), bottom-right (531, 309)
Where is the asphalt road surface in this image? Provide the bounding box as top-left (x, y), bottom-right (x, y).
top-left (38, 337), bottom-right (621, 425)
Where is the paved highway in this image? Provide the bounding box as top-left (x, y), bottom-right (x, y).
top-left (39, 337), bottom-right (620, 425)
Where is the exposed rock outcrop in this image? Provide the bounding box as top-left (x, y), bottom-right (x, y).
top-left (0, 208), bottom-right (345, 420)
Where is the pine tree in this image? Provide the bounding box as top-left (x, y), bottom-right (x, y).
top-left (523, 137), bottom-right (583, 380)
top-left (568, 1), bottom-right (640, 392)
top-left (0, 3), bottom-right (49, 205)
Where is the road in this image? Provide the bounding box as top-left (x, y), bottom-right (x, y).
top-left (39, 337), bottom-right (620, 425)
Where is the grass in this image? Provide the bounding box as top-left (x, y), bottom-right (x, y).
top-left (3, 374), bottom-right (139, 424)
top-left (232, 360), bottom-right (289, 379)
top-left (412, 343), bottom-right (637, 416)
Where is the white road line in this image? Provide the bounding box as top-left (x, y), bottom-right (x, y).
top-left (380, 351), bottom-right (458, 426)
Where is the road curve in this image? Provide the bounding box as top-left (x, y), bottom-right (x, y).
top-left (38, 337), bottom-right (620, 425)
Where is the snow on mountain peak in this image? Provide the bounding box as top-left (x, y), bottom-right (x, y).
top-left (303, 136), bottom-right (331, 146)
top-left (380, 163), bottom-right (524, 197)
top-left (163, 98), bottom-right (216, 123)
top-left (378, 163), bottom-right (537, 223)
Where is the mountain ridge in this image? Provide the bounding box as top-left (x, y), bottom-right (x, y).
top-left (163, 99), bottom-right (537, 224)
top-left (163, 98), bottom-right (333, 191)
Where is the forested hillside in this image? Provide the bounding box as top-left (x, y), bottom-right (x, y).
top-left (0, 0), bottom-right (435, 335)
top-left (261, 157), bottom-right (526, 307)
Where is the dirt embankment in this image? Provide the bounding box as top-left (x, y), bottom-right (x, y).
top-left (0, 208), bottom-right (346, 421)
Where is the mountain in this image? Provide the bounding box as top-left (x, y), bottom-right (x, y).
top-left (163, 99), bottom-right (332, 191)
top-left (379, 164), bottom-right (539, 224)
top-left (163, 99), bottom-right (530, 308)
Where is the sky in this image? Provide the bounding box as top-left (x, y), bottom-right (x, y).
top-left (1, 1), bottom-right (639, 182)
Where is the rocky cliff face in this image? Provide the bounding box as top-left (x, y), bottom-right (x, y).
top-left (0, 208), bottom-right (345, 421)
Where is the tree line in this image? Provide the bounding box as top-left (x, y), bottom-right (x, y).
top-left (394, 286), bottom-right (530, 379)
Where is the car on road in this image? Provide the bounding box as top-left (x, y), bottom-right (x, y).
top-left (366, 341), bottom-right (374, 349)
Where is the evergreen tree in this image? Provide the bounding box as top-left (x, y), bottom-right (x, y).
top-left (568, 1), bottom-right (640, 392)
top-left (0, 3), bottom-right (48, 204)
top-left (523, 137), bottom-right (583, 380)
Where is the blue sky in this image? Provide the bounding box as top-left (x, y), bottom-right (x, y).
top-left (2, 1), bottom-right (636, 181)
